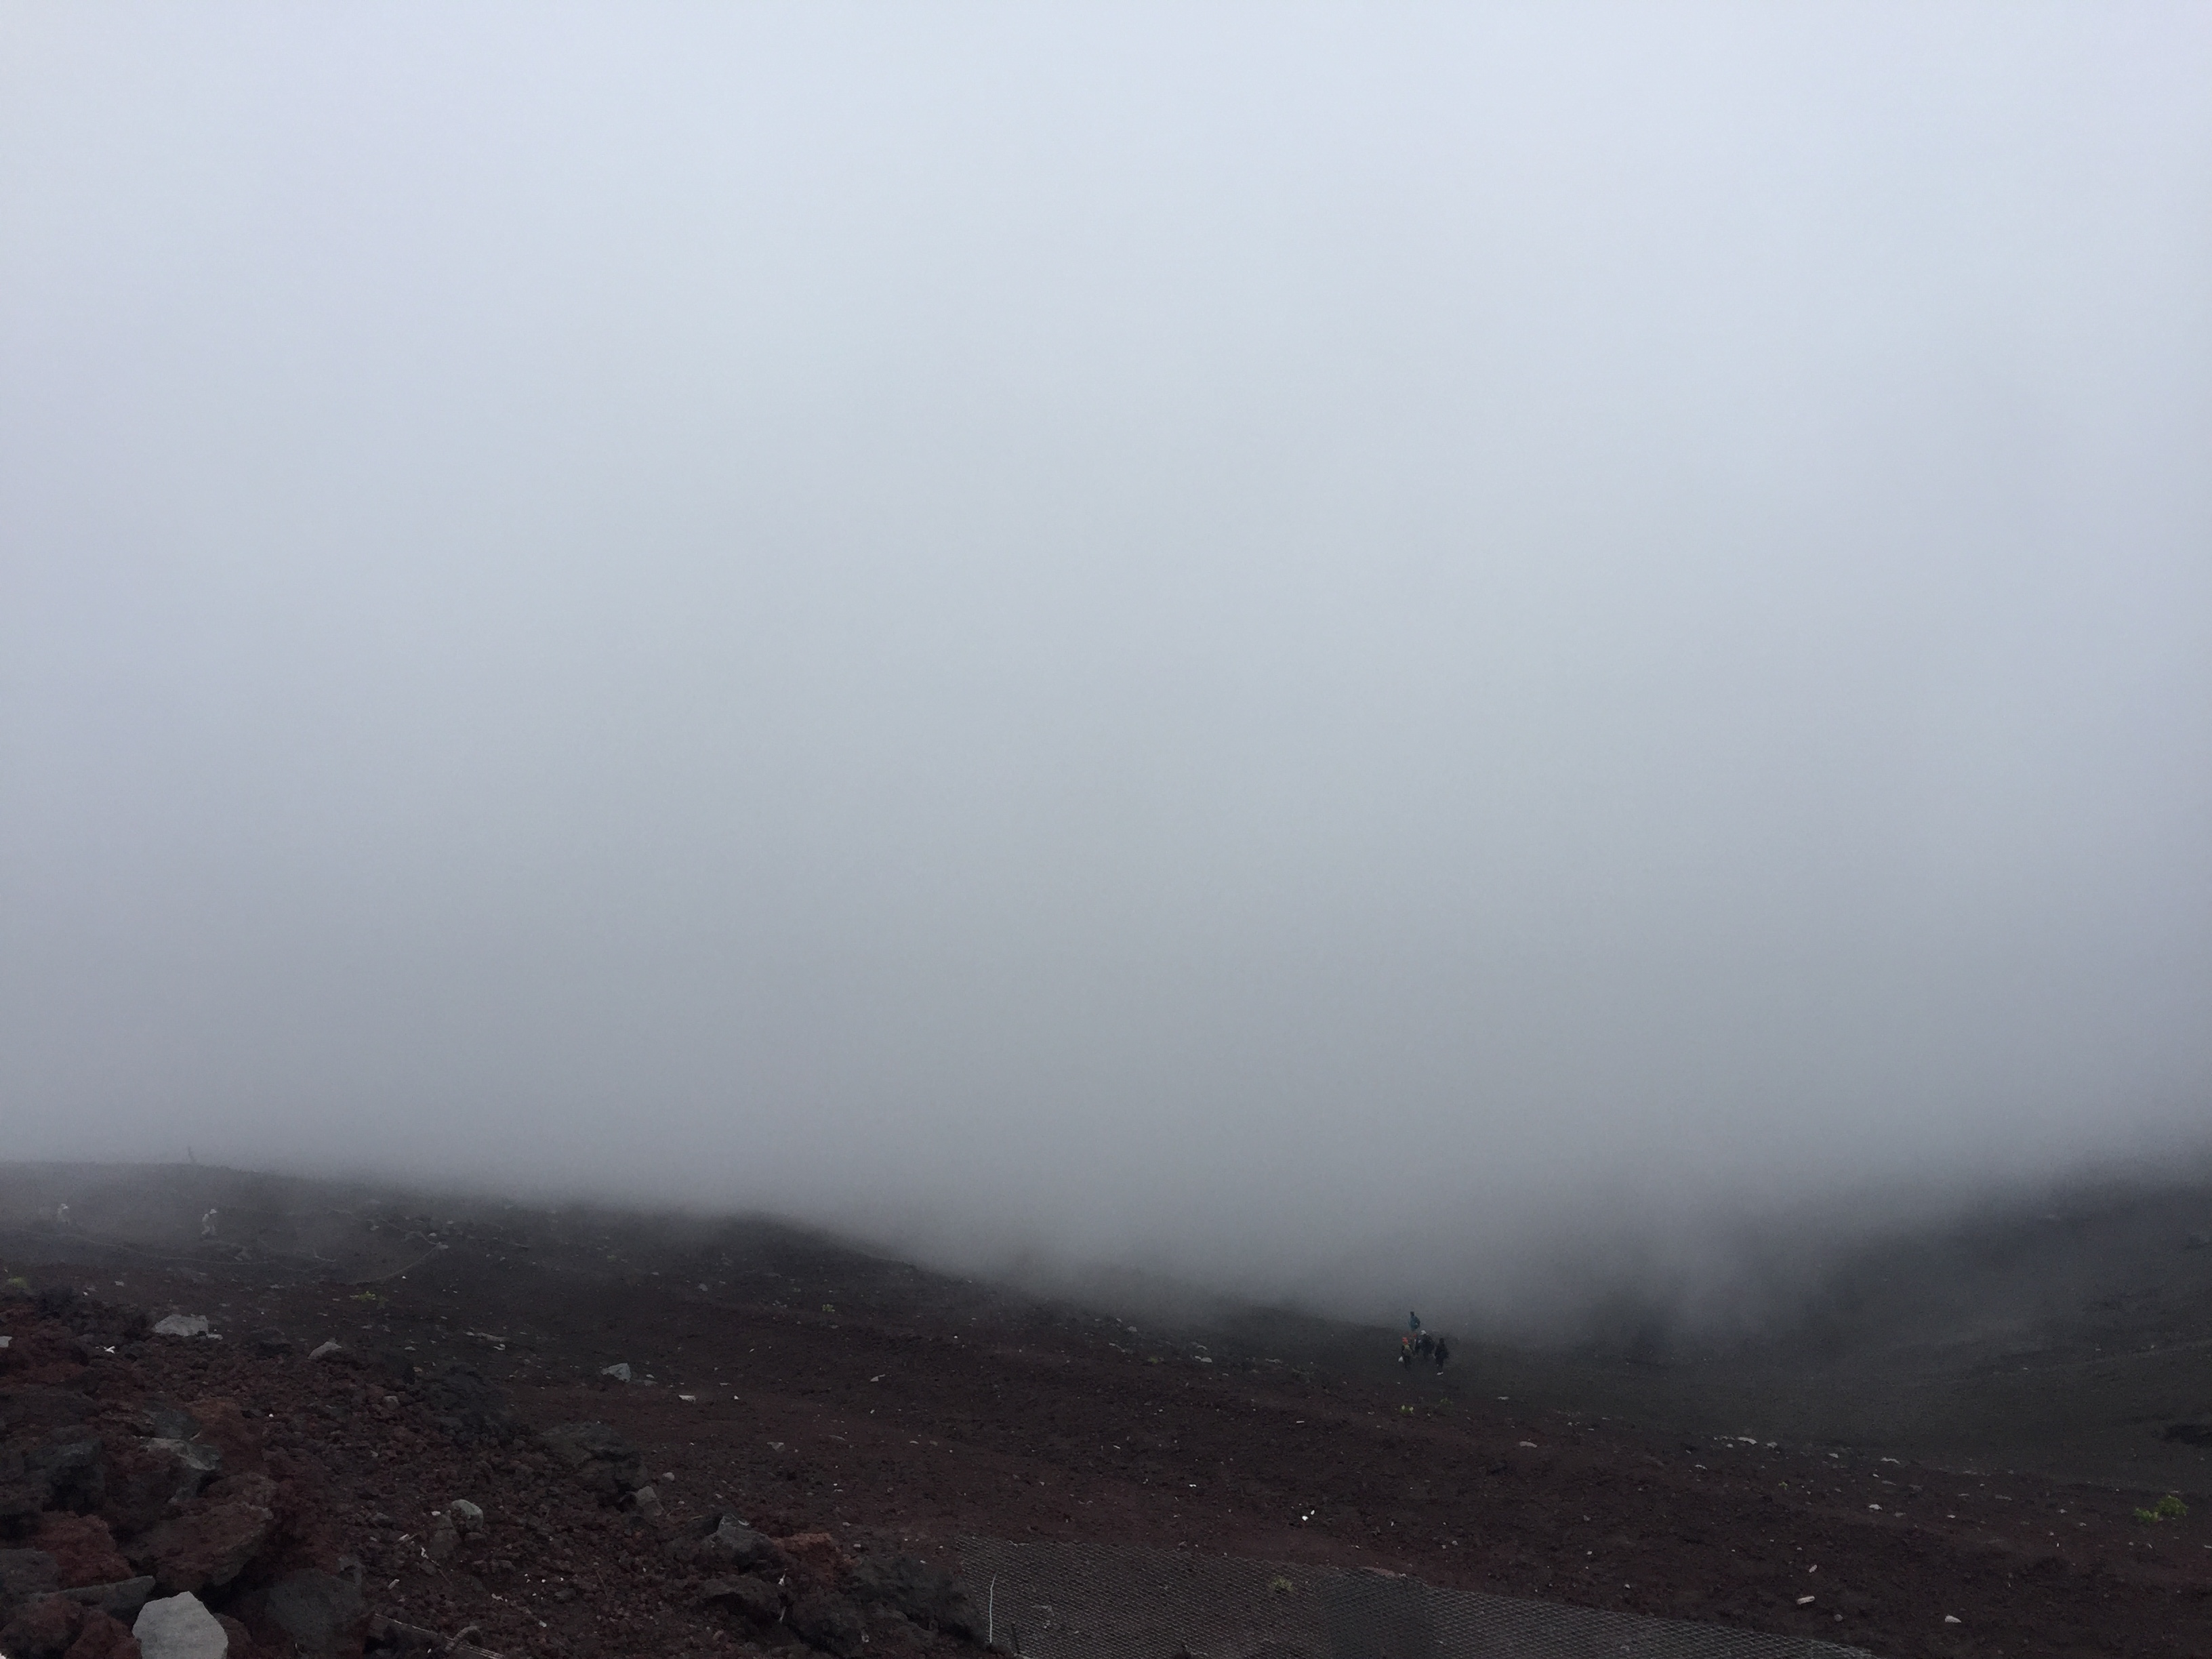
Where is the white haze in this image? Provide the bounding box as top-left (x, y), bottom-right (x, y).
top-left (4, 6), bottom-right (2210, 1336)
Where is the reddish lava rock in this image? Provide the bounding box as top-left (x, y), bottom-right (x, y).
top-left (0, 1591), bottom-right (83, 1659)
top-left (778, 1530), bottom-right (853, 1597)
top-left (98, 1436), bottom-right (214, 1536)
top-left (63, 1608), bottom-right (141, 1659)
top-left (127, 1494), bottom-right (277, 1593)
top-left (215, 1610), bottom-right (261, 1658)
top-left (32, 1512), bottom-right (131, 1588)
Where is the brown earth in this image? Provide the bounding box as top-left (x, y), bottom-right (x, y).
top-left (3, 1163), bottom-right (2210, 1659)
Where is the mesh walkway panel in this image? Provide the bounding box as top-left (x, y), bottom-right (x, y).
top-left (958, 1539), bottom-right (1872, 1659)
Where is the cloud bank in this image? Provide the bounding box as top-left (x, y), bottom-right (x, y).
top-left (5, 6), bottom-right (2209, 1328)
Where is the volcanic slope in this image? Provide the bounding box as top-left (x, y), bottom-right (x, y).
top-left (3, 1163), bottom-right (2209, 1659)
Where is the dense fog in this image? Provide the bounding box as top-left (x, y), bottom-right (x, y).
top-left (5, 7), bottom-right (2209, 1336)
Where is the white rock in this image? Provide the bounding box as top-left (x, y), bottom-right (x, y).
top-left (451, 1498), bottom-right (485, 1534)
top-left (135, 1591), bottom-right (229, 1659)
top-left (1944, 1615), bottom-right (1962, 1624)
top-left (152, 1314), bottom-right (212, 1338)
top-left (308, 1339), bottom-right (343, 1360)
top-left (600, 1361), bottom-right (632, 1381)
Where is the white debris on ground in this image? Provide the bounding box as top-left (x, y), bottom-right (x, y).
top-left (150, 1313), bottom-right (212, 1338)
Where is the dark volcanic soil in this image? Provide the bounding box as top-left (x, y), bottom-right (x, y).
top-left (4, 1164), bottom-right (2210, 1659)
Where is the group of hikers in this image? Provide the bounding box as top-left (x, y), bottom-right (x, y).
top-left (1399, 1311), bottom-right (1450, 1373)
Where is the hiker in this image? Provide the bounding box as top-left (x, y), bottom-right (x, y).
top-left (1433, 1336), bottom-right (1450, 1373)
top-left (1408, 1311), bottom-right (1422, 1334)
top-left (1414, 1332), bottom-right (1435, 1361)
top-left (201, 1208), bottom-right (218, 1239)
top-left (1398, 1334), bottom-right (1415, 1370)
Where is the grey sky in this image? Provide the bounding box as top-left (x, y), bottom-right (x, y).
top-left (5, 6), bottom-right (2209, 1326)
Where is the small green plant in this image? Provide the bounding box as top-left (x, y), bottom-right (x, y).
top-left (2132, 1494), bottom-right (2188, 1524)
top-left (3, 1276), bottom-right (29, 1294)
top-left (352, 1290), bottom-right (383, 1304)
top-left (1269, 1576), bottom-right (1295, 1595)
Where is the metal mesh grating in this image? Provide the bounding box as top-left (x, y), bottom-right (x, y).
top-left (958, 1538), bottom-right (1874, 1659)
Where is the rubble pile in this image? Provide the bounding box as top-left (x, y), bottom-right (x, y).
top-left (0, 1285), bottom-right (986, 1659)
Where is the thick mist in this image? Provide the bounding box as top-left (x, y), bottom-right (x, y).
top-left (5, 7), bottom-right (2209, 1338)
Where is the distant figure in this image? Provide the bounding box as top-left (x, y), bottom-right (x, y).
top-left (201, 1208), bottom-right (219, 1239)
top-left (55, 1204), bottom-right (70, 1228)
top-left (1408, 1311), bottom-right (1422, 1333)
top-left (1398, 1334), bottom-right (1414, 1370)
top-left (1414, 1332), bottom-right (1435, 1361)
top-left (1433, 1336), bottom-right (1450, 1373)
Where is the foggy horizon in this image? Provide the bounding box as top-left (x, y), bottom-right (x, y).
top-left (5, 7), bottom-right (2209, 1338)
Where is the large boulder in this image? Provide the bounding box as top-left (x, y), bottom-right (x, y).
top-left (28, 1435), bottom-right (105, 1514)
top-left (699, 1573), bottom-right (783, 1625)
top-left (844, 1555), bottom-right (981, 1638)
top-left (789, 1594), bottom-right (866, 1658)
top-left (125, 1498), bottom-right (274, 1595)
top-left (538, 1422), bottom-right (647, 1501)
top-left (688, 1516), bottom-right (782, 1574)
top-left (2, 1404), bottom-right (97, 1533)
top-left (264, 1568), bottom-right (369, 1658)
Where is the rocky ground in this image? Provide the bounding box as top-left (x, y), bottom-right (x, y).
top-left (3, 1164), bottom-right (2210, 1659)
top-left (0, 1278), bottom-right (991, 1659)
